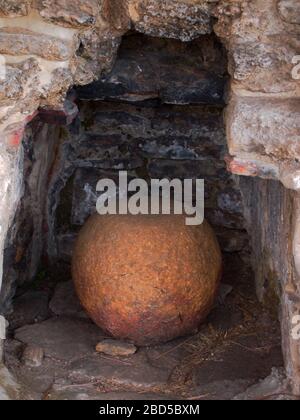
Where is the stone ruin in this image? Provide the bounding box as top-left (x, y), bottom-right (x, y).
top-left (0, 0), bottom-right (299, 400)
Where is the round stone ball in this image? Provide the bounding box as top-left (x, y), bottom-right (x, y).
top-left (72, 214), bottom-right (222, 346)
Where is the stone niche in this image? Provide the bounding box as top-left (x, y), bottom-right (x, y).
top-left (0, 0), bottom-right (299, 401)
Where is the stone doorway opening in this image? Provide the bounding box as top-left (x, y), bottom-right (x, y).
top-left (0, 31), bottom-right (287, 400)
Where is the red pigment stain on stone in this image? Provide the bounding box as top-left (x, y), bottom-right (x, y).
top-left (7, 111), bottom-right (38, 148)
top-left (225, 155), bottom-right (258, 177)
top-left (8, 129), bottom-right (24, 148)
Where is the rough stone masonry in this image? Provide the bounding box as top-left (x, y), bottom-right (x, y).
top-left (0, 0), bottom-right (300, 394)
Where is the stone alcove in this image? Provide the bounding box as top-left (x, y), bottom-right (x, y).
top-left (0, 0), bottom-right (299, 400)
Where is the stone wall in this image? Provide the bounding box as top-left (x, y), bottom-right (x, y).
top-left (238, 178), bottom-right (300, 393)
top-left (0, 32), bottom-right (248, 304)
top-left (0, 0), bottom-right (300, 394)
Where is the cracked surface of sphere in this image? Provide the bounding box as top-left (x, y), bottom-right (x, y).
top-left (72, 214), bottom-right (222, 346)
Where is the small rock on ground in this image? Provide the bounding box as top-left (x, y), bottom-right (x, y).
top-left (96, 339), bottom-right (137, 357)
top-left (15, 317), bottom-right (106, 361)
top-left (22, 345), bottom-right (44, 368)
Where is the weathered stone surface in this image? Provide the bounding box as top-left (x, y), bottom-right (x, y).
top-left (0, 0), bottom-right (299, 397)
top-left (73, 29), bottom-right (121, 85)
top-left (239, 178), bottom-right (292, 301)
top-left (227, 97), bottom-right (300, 161)
top-left (64, 58), bottom-right (245, 242)
top-left (15, 317), bottom-right (106, 361)
top-left (208, 304), bottom-right (243, 332)
top-left (0, 59), bottom-right (39, 105)
top-left (22, 344), bottom-right (44, 368)
top-left (0, 28), bottom-right (76, 61)
top-left (96, 340), bottom-right (137, 357)
top-left (231, 39), bottom-right (300, 95)
top-left (0, 140), bottom-right (24, 323)
top-left (0, 125), bottom-right (61, 314)
top-left (64, 97), bottom-right (244, 238)
top-left (36, 0), bottom-right (101, 28)
top-left (0, 1), bottom-right (30, 17)
top-left (70, 168), bottom-right (119, 226)
top-left (57, 233), bottom-right (77, 261)
top-left (215, 283), bottom-right (233, 306)
top-left (0, 365), bottom-right (21, 400)
top-left (216, 228), bottom-right (249, 253)
top-left (8, 291), bottom-right (49, 330)
top-left (49, 281), bottom-right (83, 316)
top-left (47, 387), bottom-right (175, 401)
top-left (148, 159), bottom-right (218, 178)
top-left (234, 368), bottom-right (288, 400)
top-left (190, 380), bottom-right (252, 401)
top-left (215, 0), bottom-right (300, 95)
top-left (4, 339), bottom-right (61, 397)
top-left (129, 0), bottom-right (215, 41)
top-left (77, 34), bottom-right (227, 105)
top-left (102, 0), bottom-right (131, 33)
top-left (81, 102), bottom-right (226, 148)
top-left (0, 5), bottom-right (124, 133)
top-left (5, 261), bottom-right (284, 399)
top-left (194, 335), bottom-right (283, 385)
top-left (278, 0), bottom-right (300, 25)
top-left (69, 353), bottom-right (172, 389)
top-left (217, 189), bottom-right (244, 216)
top-left (237, 178), bottom-right (300, 395)
top-left (75, 133), bottom-right (143, 169)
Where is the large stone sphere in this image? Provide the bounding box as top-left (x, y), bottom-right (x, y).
top-left (72, 214), bottom-right (222, 346)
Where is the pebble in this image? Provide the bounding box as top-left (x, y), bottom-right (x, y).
top-left (96, 339), bottom-right (137, 357)
top-left (22, 345), bottom-right (44, 368)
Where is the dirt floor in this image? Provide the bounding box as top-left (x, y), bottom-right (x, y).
top-left (3, 253), bottom-right (288, 400)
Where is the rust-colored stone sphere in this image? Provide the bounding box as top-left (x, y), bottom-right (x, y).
top-left (72, 214), bottom-right (222, 346)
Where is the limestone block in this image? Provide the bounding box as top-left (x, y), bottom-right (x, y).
top-left (278, 0), bottom-right (300, 24)
top-left (215, 0), bottom-right (300, 95)
top-left (0, 1), bottom-right (30, 17)
top-left (36, 0), bottom-right (101, 28)
top-left (73, 28), bottom-right (121, 85)
top-left (0, 59), bottom-right (39, 104)
top-left (230, 39), bottom-right (300, 96)
top-left (128, 0), bottom-right (216, 41)
top-left (227, 97), bottom-right (300, 161)
top-left (0, 28), bottom-right (77, 61)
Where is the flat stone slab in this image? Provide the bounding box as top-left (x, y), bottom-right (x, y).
top-left (96, 339), bottom-right (137, 357)
top-left (47, 385), bottom-right (176, 401)
top-left (15, 317), bottom-right (105, 361)
top-left (194, 335), bottom-right (283, 385)
top-left (233, 368), bottom-right (289, 401)
top-left (189, 379), bottom-right (253, 401)
top-left (8, 291), bottom-right (49, 330)
top-left (69, 352), bottom-right (172, 390)
top-left (49, 281), bottom-right (83, 317)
